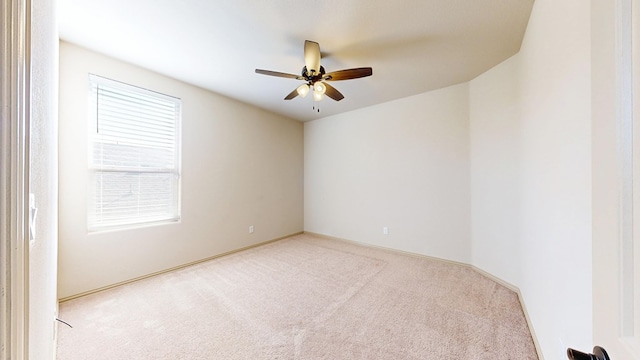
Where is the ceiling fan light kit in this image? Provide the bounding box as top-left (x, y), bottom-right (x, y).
top-left (314, 82), bottom-right (326, 94)
top-left (296, 84), bottom-right (310, 98)
top-left (255, 40), bottom-right (373, 111)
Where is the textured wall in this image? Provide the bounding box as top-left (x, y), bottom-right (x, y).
top-left (29, 0), bottom-right (59, 358)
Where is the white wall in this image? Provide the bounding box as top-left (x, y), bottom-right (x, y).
top-left (470, 0), bottom-right (592, 357)
top-left (469, 56), bottom-right (522, 287)
top-left (30, 0), bottom-right (59, 358)
top-left (58, 42), bottom-right (304, 299)
top-left (304, 83), bottom-right (471, 264)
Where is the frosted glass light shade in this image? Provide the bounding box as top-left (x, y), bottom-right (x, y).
top-left (313, 82), bottom-right (326, 95)
top-left (296, 84), bottom-right (310, 98)
top-left (313, 91), bottom-right (323, 101)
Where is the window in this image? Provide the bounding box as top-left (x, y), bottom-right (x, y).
top-left (88, 74), bottom-right (181, 230)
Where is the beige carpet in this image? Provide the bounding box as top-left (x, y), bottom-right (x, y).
top-left (56, 233), bottom-right (538, 359)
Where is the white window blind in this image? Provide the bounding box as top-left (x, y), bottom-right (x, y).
top-left (88, 74), bottom-right (181, 230)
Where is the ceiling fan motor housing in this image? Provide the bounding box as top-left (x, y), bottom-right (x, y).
top-left (302, 66), bottom-right (326, 83)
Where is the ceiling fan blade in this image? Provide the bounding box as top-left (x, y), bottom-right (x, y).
top-left (284, 88), bottom-right (299, 100)
top-left (323, 82), bottom-right (344, 101)
top-left (324, 67), bottom-right (373, 81)
top-left (255, 69), bottom-right (303, 80)
top-left (304, 40), bottom-right (321, 76)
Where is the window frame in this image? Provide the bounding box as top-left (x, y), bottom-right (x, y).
top-left (87, 74), bottom-right (182, 232)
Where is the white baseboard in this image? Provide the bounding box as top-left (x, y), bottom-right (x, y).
top-left (469, 265), bottom-right (544, 360)
top-left (58, 231), bottom-right (304, 303)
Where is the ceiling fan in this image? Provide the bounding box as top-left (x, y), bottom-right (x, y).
top-left (255, 40), bottom-right (373, 104)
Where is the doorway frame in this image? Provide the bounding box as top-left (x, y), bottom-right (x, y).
top-left (1, 0), bottom-right (32, 359)
top-left (592, 0), bottom-right (640, 358)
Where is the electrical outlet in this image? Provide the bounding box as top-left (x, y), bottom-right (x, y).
top-left (383, 226), bottom-right (389, 235)
top-left (249, 225), bottom-right (254, 234)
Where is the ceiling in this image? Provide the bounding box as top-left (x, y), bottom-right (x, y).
top-left (58, 0), bottom-right (534, 122)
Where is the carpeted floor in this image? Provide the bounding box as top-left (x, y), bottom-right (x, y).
top-left (56, 233), bottom-right (538, 359)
